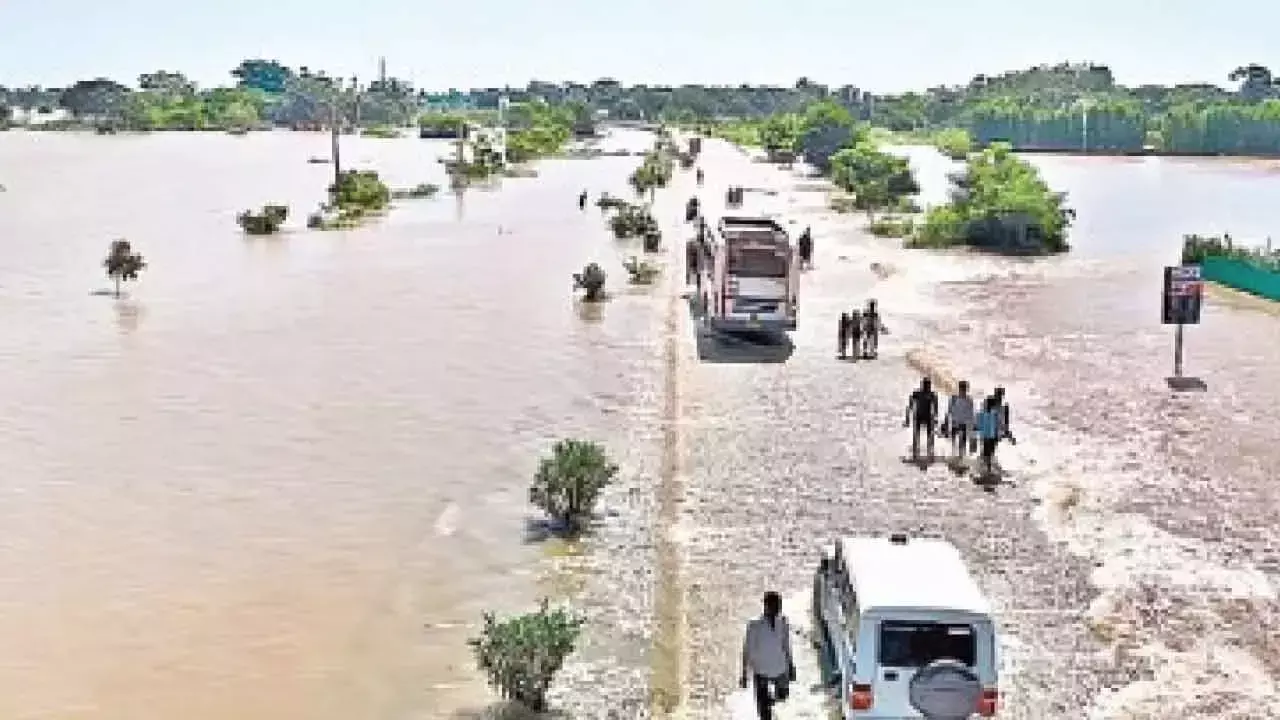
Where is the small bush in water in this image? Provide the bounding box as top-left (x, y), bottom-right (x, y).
top-left (573, 263), bottom-right (607, 302)
top-left (237, 204), bottom-right (289, 235)
top-left (469, 599), bottom-right (584, 713)
top-left (529, 438), bottom-right (617, 534)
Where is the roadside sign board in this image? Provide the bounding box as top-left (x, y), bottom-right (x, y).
top-left (1162, 265), bottom-right (1203, 325)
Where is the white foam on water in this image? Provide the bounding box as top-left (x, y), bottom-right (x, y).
top-left (1087, 643), bottom-right (1280, 719)
top-left (434, 502), bottom-right (460, 537)
top-left (1018, 443), bottom-right (1278, 718)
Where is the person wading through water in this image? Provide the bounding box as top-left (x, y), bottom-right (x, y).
top-left (982, 386), bottom-right (1016, 476)
top-left (797, 226), bottom-right (813, 270)
top-left (986, 387), bottom-right (1016, 443)
top-left (943, 380), bottom-right (977, 463)
top-left (847, 309), bottom-right (864, 361)
top-left (696, 167), bottom-right (705, 186)
top-left (976, 396), bottom-right (1002, 477)
top-left (578, 190), bottom-right (588, 210)
top-left (904, 377), bottom-right (939, 461)
top-left (741, 591), bottom-right (795, 720)
top-left (862, 300), bottom-right (883, 358)
top-left (686, 237), bottom-right (701, 287)
top-left (837, 312), bottom-right (850, 359)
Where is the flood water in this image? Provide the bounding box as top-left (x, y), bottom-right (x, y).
top-left (0, 129), bottom-right (1277, 720)
top-left (0, 129), bottom-right (669, 719)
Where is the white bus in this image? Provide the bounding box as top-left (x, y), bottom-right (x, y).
top-left (691, 215), bottom-right (799, 334)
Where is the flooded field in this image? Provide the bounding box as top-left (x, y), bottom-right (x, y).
top-left (0, 129), bottom-right (671, 719)
top-left (0, 128), bottom-right (1277, 719)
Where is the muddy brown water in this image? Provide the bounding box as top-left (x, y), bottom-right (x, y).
top-left (0, 130), bottom-right (1277, 719)
top-left (0, 129), bottom-right (671, 720)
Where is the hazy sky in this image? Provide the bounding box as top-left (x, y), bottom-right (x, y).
top-left (1, 0), bottom-right (1276, 92)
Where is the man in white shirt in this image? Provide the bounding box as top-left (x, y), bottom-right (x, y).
top-left (740, 591), bottom-right (795, 720)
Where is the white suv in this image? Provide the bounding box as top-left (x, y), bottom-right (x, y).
top-left (812, 533), bottom-right (1000, 719)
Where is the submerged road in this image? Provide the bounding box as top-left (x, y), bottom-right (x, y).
top-left (656, 139), bottom-right (1280, 720)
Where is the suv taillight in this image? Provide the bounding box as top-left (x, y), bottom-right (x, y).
top-left (849, 683), bottom-right (873, 710)
top-left (979, 687), bottom-right (999, 716)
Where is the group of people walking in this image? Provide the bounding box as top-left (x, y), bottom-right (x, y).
top-left (837, 300), bottom-right (884, 360)
top-left (904, 377), bottom-right (1016, 475)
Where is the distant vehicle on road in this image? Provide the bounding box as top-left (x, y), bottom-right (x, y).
top-left (693, 215), bottom-right (798, 334)
top-left (813, 533), bottom-right (1000, 719)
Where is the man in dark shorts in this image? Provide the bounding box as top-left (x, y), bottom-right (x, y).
top-left (740, 591), bottom-right (795, 720)
top-left (904, 377), bottom-right (939, 460)
top-left (987, 386), bottom-right (1016, 444)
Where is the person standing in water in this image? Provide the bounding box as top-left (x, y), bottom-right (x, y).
top-left (797, 227), bottom-right (813, 270)
top-left (696, 167), bottom-right (705, 186)
top-left (904, 377), bottom-right (939, 460)
top-left (578, 190), bottom-right (588, 210)
top-left (837, 312), bottom-right (850, 359)
top-left (741, 591), bottom-right (795, 720)
top-left (862, 300), bottom-right (883, 358)
top-left (943, 380), bottom-right (977, 462)
top-left (686, 238), bottom-right (701, 287)
top-left (847, 310), bottom-right (863, 361)
top-left (976, 396), bottom-right (1002, 476)
top-left (987, 386), bottom-right (1016, 444)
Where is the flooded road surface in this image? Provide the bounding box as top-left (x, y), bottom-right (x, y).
top-left (671, 141), bottom-right (1280, 719)
top-left (0, 130), bottom-right (669, 719)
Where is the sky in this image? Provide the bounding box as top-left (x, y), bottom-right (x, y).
top-left (1, 0), bottom-right (1277, 92)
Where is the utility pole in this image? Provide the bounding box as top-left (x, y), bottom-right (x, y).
top-left (1078, 98), bottom-right (1094, 153)
top-left (351, 76), bottom-right (361, 130)
top-left (330, 98), bottom-right (342, 186)
top-left (329, 77), bottom-right (362, 186)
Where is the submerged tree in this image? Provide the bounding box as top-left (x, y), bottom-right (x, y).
top-left (573, 263), bottom-right (608, 303)
top-left (829, 143), bottom-right (920, 219)
top-left (529, 438), bottom-right (617, 533)
top-left (468, 599), bottom-right (584, 712)
top-left (103, 239), bottom-right (147, 297)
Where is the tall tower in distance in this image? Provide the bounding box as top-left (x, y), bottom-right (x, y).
top-left (378, 57), bottom-right (387, 83)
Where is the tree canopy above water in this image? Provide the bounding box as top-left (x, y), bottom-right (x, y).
top-left (7, 60), bottom-right (1280, 154)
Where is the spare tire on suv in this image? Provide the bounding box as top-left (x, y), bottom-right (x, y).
top-left (908, 659), bottom-right (983, 719)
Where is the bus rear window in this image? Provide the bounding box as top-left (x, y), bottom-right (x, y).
top-left (727, 248), bottom-right (788, 277)
top-left (877, 621), bottom-right (976, 667)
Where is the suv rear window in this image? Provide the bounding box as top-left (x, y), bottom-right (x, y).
top-left (727, 247), bottom-right (788, 277)
top-left (877, 621), bottom-right (976, 667)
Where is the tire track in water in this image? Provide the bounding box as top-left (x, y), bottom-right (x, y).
top-left (650, 192), bottom-right (688, 718)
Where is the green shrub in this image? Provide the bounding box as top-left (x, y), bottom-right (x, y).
top-left (624, 256), bottom-right (661, 284)
top-left (469, 599), bottom-right (584, 713)
top-left (237, 204), bottom-right (289, 234)
top-left (868, 216), bottom-right (915, 238)
top-left (529, 439), bottom-right (617, 533)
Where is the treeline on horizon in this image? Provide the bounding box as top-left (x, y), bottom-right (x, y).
top-left (4, 60), bottom-right (1280, 155)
